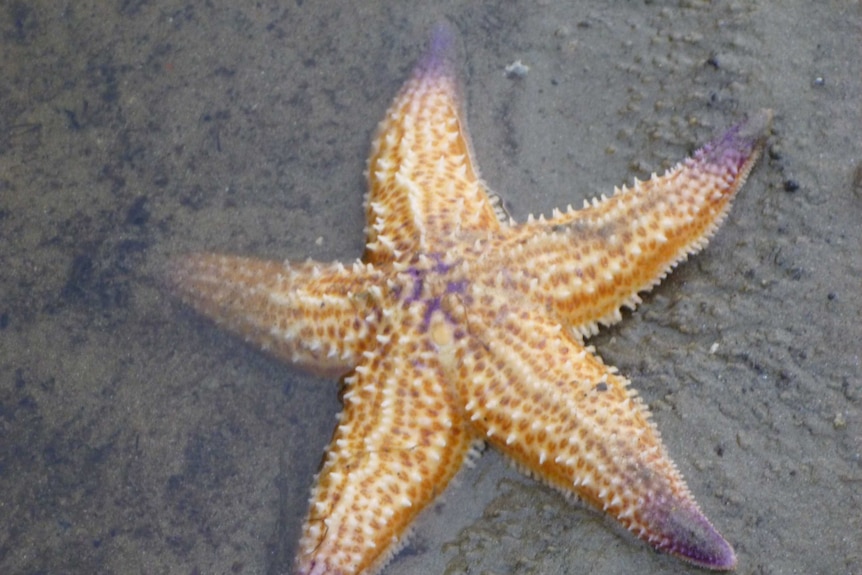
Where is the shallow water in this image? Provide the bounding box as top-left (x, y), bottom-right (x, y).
top-left (1, 2), bottom-right (859, 574)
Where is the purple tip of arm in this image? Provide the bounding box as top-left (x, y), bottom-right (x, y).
top-left (655, 503), bottom-right (738, 571)
top-left (695, 109), bottom-right (772, 175)
top-left (415, 22), bottom-right (457, 78)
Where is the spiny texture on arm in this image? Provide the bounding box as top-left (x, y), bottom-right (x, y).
top-left (492, 111), bottom-right (771, 337)
top-left (294, 329), bottom-right (474, 575)
top-left (457, 295), bottom-right (736, 569)
top-left (363, 24), bottom-right (501, 265)
top-left (166, 254), bottom-right (383, 377)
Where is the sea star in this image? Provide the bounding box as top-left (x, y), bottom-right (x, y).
top-left (168, 25), bottom-right (768, 575)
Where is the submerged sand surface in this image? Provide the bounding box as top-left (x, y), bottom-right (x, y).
top-left (1, 2), bottom-right (859, 574)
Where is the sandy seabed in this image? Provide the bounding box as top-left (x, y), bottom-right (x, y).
top-left (1, 2), bottom-right (859, 574)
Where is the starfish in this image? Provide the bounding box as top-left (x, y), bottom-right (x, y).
top-left (168, 25), bottom-right (768, 575)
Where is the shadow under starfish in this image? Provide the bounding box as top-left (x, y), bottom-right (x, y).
top-left (167, 23), bottom-right (770, 575)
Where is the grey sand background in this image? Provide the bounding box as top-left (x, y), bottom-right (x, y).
top-left (1, 2), bottom-right (859, 574)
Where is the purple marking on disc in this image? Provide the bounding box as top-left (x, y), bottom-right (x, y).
top-left (430, 253), bottom-right (456, 274)
top-left (423, 297), bottom-right (441, 331)
top-left (446, 280), bottom-right (467, 294)
top-left (403, 267), bottom-right (424, 304)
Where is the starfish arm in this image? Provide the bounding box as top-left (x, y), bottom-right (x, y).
top-left (167, 253), bottom-right (384, 377)
top-left (295, 333), bottom-right (474, 575)
top-left (494, 111), bottom-right (770, 336)
top-left (455, 296), bottom-right (736, 570)
top-left (363, 24), bottom-right (502, 265)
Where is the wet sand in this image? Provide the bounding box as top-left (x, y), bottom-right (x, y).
top-left (1, 2), bottom-right (859, 574)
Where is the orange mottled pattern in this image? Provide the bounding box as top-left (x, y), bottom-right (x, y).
top-left (363, 25), bottom-right (502, 266)
top-left (168, 23), bottom-right (768, 575)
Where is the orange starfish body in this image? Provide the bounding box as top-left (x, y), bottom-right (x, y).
top-left (169, 25), bottom-right (768, 575)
